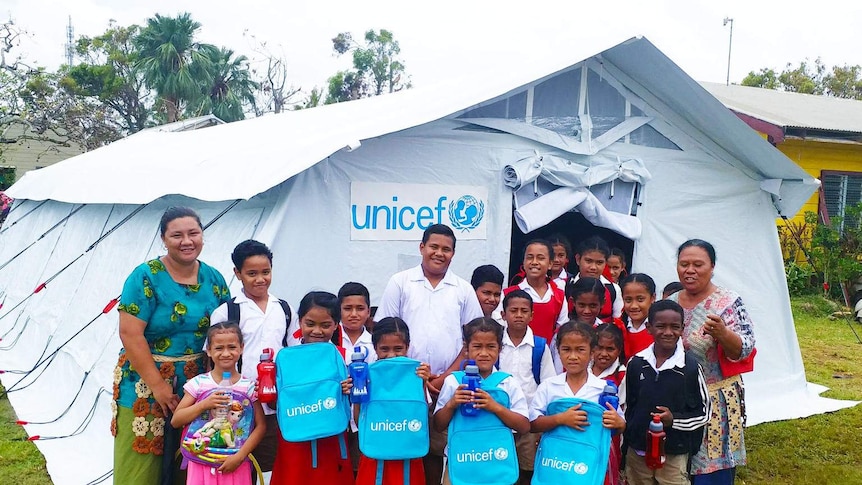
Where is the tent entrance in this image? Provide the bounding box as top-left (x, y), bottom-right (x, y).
top-left (507, 210), bottom-right (634, 286)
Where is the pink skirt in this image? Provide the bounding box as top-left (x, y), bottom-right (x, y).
top-left (187, 460), bottom-right (252, 485)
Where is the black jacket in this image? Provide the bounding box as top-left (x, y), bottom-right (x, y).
top-left (624, 350), bottom-right (709, 456)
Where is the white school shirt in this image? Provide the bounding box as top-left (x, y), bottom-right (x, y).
top-left (529, 372), bottom-right (623, 421)
top-left (570, 273), bottom-right (623, 318)
top-left (499, 327), bottom-right (558, 405)
top-left (210, 291), bottom-right (294, 416)
top-left (376, 265), bottom-right (484, 375)
top-left (492, 279), bottom-right (569, 327)
top-left (627, 317), bottom-right (649, 333)
top-left (341, 325), bottom-right (377, 365)
top-left (433, 372), bottom-right (529, 419)
top-left (552, 269), bottom-right (569, 292)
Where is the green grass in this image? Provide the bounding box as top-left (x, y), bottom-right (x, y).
top-left (0, 386), bottom-right (51, 484)
top-left (1, 296), bottom-right (860, 484)
top-left (737, 295), bottom-right (862, 485)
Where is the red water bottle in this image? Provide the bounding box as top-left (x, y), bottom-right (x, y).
top-left (257, 348), bottom-right (277, 404)
top-left (645, 414), bottom-right (666, 469)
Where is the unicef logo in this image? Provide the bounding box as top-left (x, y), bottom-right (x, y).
top-left (322, 398), bottom-right (337, 410)
top-left (493, 447), bottom-right (509, 460)
top-left (573, 463), bottom-right (588, 475)
top-left (408, 419), bottom-right (422, 432)
top-left (448, 195), bottom-right (485, 232)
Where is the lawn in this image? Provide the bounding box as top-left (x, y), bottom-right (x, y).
top-left (0, 295), bottom-right (860, 484)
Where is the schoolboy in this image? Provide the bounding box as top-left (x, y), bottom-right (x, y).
top-left (471, 264), bottom-right (505, 317)
top-left (624, 300), bottom-right (710, 485)
top-left (376, 223), bottom-right (484, 484)
top-left (209, 239), bottom-right (294, 479)
top-left (338, 282), bottom-right (377, 364)
top-left (498, 290), bottom-right (556, 485)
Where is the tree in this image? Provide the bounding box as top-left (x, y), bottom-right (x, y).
top-left (62, 22), bottom-right (151, 133)
top-left (187, 47), bottom-right (257, 122)
top-left (741, 58), bottom-right (862, 100)
top-left (133, 13), bottom-right (214, 122)
top-left (293, 87), bottom-right (323, 110)
top-left (244, 33), bottom-right (301, 115)
top-left (1, 21), bottom-right (121, 169)
top-left (326, 29), bottom-right (409, 103)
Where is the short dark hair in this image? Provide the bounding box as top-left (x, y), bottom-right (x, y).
top-left (577, 236), bottom-right (610, 258)
top-left (662, 281), bottom-right (684, 297)
top-left (621, 273), bottom-right (656, 296)
top-left (678, 239), bottom-right (716, 265)
top-left (159, 207), bottom-right (202, 236)
top-left (471, 264), bottom-right (504, 290)
top-left (555, 320), bottom-right (597, 350)
top-left (548, 234), bottom-right (572, 259)
top-left (298, 291), bottom-right (341, 323)
top-left (566, 276), bottom-right (605, 305)
top-left (462, 317), bottom-right (504, 346)
top-left (231, 239), bottom-right (273, 270)
top-left (372, 317), bottom-right (411, 347)
top-left (422, 224), bottom-right (456, 250)
top-left (502, 289), bottom-right (533, 310)
top-left (338, 282), bottom-right (370, 307)
top-left (523, 239), bottom-right (555, 261)
top-left (648, 299), bottom-right (685, 325)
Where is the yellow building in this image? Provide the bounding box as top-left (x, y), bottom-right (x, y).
top-left (702, 82), bottom-right (862, 229)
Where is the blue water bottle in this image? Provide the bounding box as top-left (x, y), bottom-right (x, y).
top-left (598, 379), bottom-right (619, 411)
top-left (460, 359), bottom-right (482, 417)
top-left (348, 346), bottom-right (369, 404)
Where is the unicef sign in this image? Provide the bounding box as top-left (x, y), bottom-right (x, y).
top-left (351, 182), bottom-right (488, 241)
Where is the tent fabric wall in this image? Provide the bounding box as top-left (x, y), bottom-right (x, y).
top-left (0, 36), bottom-right (855, 484)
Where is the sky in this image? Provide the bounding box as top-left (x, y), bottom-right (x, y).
top-left (4, 0), bottom-right (862, 98)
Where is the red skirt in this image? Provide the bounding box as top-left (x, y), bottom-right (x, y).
top-left (270, 434), bottom-right (355, 485)
top-left (356, 455), bottom-right (425, 485)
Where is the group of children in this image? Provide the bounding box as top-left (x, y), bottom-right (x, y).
top-left (172, 232), bottom-right (708, 485)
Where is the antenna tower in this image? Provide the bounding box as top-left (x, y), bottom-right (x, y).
top-left (64, 16), bottom-right (74, 66)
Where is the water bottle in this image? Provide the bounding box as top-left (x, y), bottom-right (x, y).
top-left (460, 359), bottom-right (482, 417)
top-left (256, 348), bottom-right (277, 404)
top-left (598, 380), bottom-right (619, 411)
top-left (213, 371), bottom-right (232, 420)
top-left (348, 346), bottom-right (370, 404)
top-left (645, 414), bottom-right (666, 469)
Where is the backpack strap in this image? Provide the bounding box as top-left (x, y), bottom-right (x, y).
top-left (531, 336), bottom-right (546, 385)
top-left (482, 371), bottom-right (511, 389)
top-left (227, 297), bottom-right (240, 322)
top-left (278, 299), bottom-right (292, 347)
top-left (605, 282), bottom-right (617, 306)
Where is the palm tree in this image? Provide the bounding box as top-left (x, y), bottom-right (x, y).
top-left (188, 47), bottom-right (257, 122)
top-left (133, 13), bottom-right (214, 122)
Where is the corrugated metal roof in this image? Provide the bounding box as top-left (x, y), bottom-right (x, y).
top-left (700, 81), bottom-right (862, 134)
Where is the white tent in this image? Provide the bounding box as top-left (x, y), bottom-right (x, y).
top-left (0, 36), bottom-right (855, 484)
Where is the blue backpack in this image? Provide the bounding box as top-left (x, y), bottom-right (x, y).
top-left (358, 356), bottom-right (429, 485)
top-left (496, 335), bottom-right (548, 384)
top-left (531, 398), bottom-right (611, 485)
top-left (275, 343), bottom-right (350, 467)
top-left (446, 371), bottom-right (519, 485)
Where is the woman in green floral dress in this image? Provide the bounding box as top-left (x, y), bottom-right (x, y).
top-left (112, 207), bottom-right (230, 484)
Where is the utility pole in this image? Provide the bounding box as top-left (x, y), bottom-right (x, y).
top-left (64, 16), bottom-right (74, 66)
top-left (723, 17), bottom-right (734, 86)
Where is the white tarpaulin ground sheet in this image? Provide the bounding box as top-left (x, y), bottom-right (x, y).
top-left (0, 37), bottom-right (856, 484)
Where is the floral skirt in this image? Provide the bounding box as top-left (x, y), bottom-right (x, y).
top-left (114, 406), bottom-right (185, 485)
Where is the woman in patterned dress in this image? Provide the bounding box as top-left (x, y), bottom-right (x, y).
top-left (112, 207), bottom-right (231, 484)
top-left (668, 239), bottom-right (755, 485)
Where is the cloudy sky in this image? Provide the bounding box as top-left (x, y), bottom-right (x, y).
top-left (4, 0), bottom-right (862, 96)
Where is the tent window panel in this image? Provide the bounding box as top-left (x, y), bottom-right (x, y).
top-left (822, 172), bottom-right (862, 230)
top-left (459, 91), bottom-right (528, 120)
top-left (628, 124), bottom-right (681, 150)
top-left (532, 69), bottom-right (581, 135)
top-left (586, 70), bottom-right (627, 139)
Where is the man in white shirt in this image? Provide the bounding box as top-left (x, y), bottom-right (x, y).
top-left (376, 223), bottom-right (483, 485)
top-left (209, 240), bottom-right (293, 483)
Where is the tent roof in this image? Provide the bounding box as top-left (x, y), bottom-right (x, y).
top-left (701, 81), bottom-right (862, 135)
top-left (8, 37), bottom-right (815, 215)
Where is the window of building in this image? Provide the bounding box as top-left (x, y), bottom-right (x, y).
top-left (821, 171), bottom-right (862, 230)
